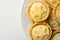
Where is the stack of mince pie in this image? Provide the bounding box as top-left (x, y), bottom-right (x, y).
top-left (27, 0), bottom-right (60, 40)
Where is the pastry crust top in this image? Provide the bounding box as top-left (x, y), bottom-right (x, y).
top-left (27, 1), bottom-right (50, 22)
top-left (29, 22), bottom-right (52, 40)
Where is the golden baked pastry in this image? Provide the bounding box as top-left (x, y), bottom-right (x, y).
top-left (27, 1), bottom-right (50, 22)
top-left (46, 0), bottom-right (60, 8)
top-left (51, 30), bottom-right (60, 40)
top-left (54, 4), bottom-right (60, 23)
top-left (29, 22), bottom-right (52, 40)
top-left (34, 0), bottom-right (46, 3)
top-left (48, 11), bottom-right (60, 30)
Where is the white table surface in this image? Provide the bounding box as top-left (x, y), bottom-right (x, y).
top-left (0, 0), bottom-right (27, 40)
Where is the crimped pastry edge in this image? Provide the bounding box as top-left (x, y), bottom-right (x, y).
top-left (51, 3), bottom-right (60, 30)
top-left (46, 0), bottom-right (60, 8)
top-left (53, 3), bottom-right (60, 23)
top-left (50, 30), bottom-right (60, 40)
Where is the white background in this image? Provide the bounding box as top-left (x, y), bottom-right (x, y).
top-left (0, 0), bottom-right (27, 40)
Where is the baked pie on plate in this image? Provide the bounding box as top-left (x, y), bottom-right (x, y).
top-left (27, 1), bottom-right (50, 22)
top-left (29, 22), bottom-right (52, 40)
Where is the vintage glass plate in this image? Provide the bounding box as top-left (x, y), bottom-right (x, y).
top-left (21, 0), bottom-right (34, 40)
